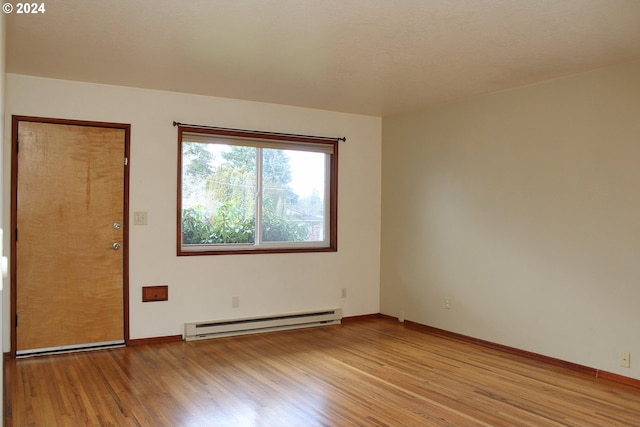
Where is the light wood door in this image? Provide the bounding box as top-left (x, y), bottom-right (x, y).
top-left (15, 120), bottom-right (126, 354)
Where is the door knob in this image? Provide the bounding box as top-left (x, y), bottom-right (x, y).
top-left (113, 242), bottom-right (121, 250)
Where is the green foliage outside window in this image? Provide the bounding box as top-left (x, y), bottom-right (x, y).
top-left (182, 143), bottom-right (315, 245)
top-left (182, 203), bottom-right (255, 244)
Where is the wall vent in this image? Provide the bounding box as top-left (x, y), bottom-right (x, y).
top-left (184, 308), bottom-right (342, 341)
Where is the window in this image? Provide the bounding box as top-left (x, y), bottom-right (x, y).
top-left (177, 125), bottom-right (338, 255)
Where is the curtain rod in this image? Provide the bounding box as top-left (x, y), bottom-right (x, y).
top-left (173, 121), bottom-right (346, 142)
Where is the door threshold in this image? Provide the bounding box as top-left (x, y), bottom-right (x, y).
top-left (16, 340), bottom-right (125, 358)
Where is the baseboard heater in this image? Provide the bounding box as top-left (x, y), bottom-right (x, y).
top-left (184, 308), bottom-right (342, 341)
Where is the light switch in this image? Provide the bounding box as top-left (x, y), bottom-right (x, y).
top-left (134, 212), bottom-right (148, 225)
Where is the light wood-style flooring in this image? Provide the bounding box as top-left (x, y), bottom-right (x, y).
top-left (4, 318), bottom-right (640, 426)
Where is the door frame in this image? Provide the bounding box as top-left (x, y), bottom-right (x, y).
top-left (10, 115), bottom-right (131, 357)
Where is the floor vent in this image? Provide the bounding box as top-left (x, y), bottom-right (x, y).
top-left (185, 308), bottom-right (342, 341)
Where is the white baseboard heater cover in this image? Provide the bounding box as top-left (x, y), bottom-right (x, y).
top-left (185, 308), bottom-right (342, 341)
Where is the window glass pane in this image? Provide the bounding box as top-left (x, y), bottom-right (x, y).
top-left (182, 143), bottom-right (256, 244)
top-left (262, 149), bottom-right (326, 242)
top-left (178, 126), bottom-right (337, 255)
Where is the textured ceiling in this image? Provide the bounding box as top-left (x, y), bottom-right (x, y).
top-left (6, 0), bottom-right (640, 116)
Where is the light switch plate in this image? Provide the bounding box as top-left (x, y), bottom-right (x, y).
top-left (134, 212), bottom-right (148, 225)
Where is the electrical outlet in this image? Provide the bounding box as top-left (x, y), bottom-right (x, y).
top-left (232, 296), bottom-right (240, 309)
top-left (341, 288), bottom-right (347, 299)
top-left (620, 352), bottom-right (631, 368)
top-left (399, 310), bottom-right (405, 323)
top-left (445, 297), bottom-right (451, 309)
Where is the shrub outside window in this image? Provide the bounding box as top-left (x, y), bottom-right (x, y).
top-left (177, 126), bottom-right (338, 255)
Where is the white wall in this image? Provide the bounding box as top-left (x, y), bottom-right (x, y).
top-left (3, 74), bottom-right (381, 346)
top-left (381, 60), bottom-right (640, 379)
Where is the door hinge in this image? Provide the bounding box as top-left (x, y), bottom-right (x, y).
top-left (15, 315), bottom-right (18, 327)
top-left (124, 157), bottom-right (128, 166)
top-left (15, 228), bottom-right (18, 242)
top-left (16, 136), bottom-right (19, 152)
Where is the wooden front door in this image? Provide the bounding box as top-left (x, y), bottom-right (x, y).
top-left (12, 117), bottom-right (129, 355)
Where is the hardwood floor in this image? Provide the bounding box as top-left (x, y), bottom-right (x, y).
top-left (4, 318), bottom-right (640, 426)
